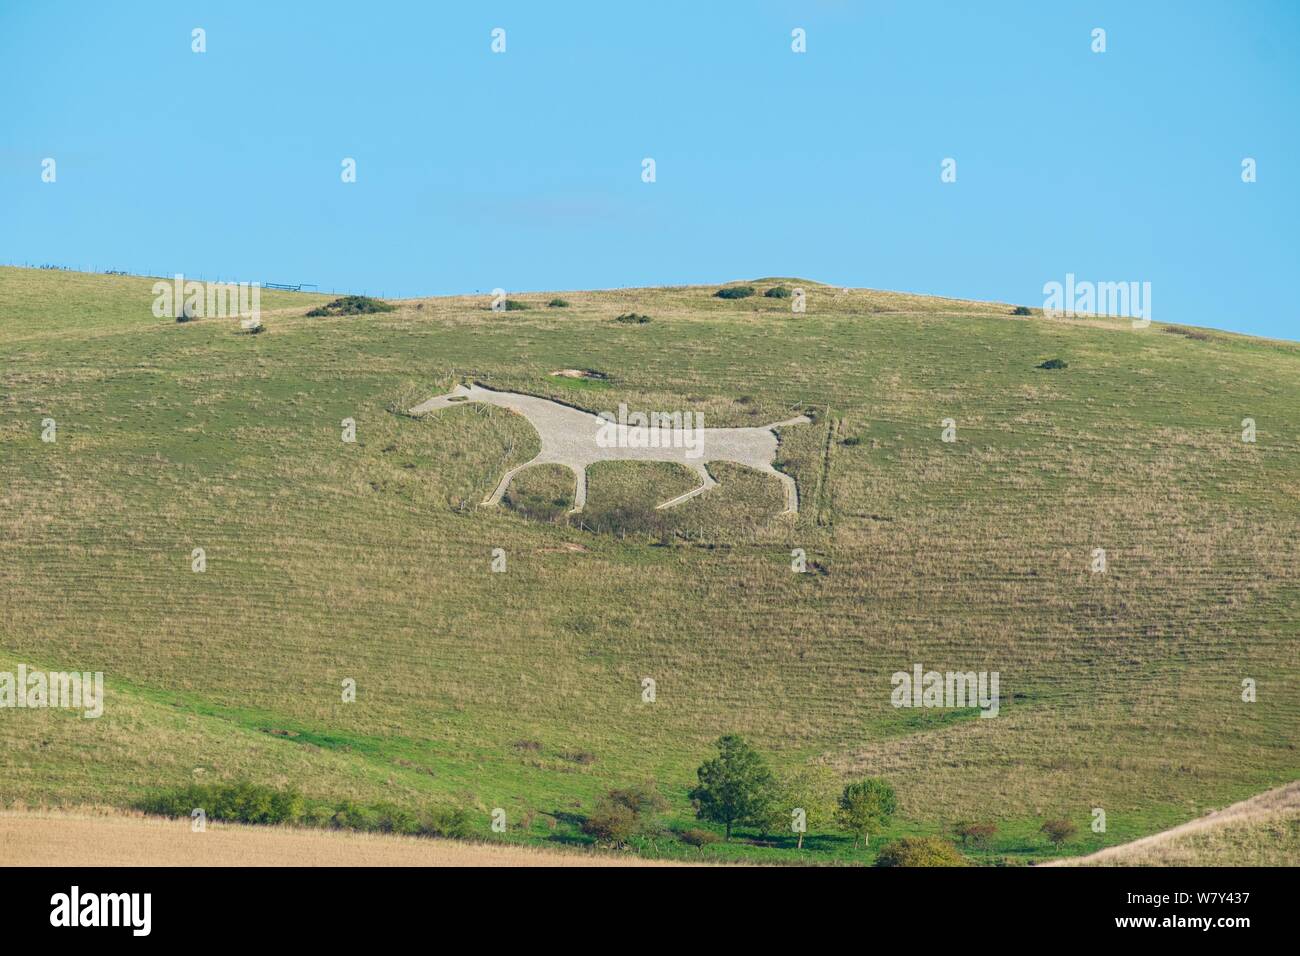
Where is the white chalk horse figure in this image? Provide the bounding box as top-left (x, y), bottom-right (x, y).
top-left (410, 383), bottom-right (811, 515)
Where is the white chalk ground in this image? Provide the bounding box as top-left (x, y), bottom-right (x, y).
top-left (411, 383), bottom-right (810, 514)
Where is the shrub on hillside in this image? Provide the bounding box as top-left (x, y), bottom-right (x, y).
top-left (547, 298), bottom-right (570, 308)
top-left (305, 295), bottom-right (395, 317)
top-left (1012, 306), bottom-right (1033, 316)
top-left (138, 782), bottom-right (303, 825)
top-left (504, 299), bottom-right (529, 311)
top-left (1163, 325), bottom-right (1210, 340)
top-left (423, 806), bottom-right (472, 838)
top-left (1037, 358), bottom-right (1068, 370)
top-left (139, 783), bottom-right (469, 839)
top-left (1040, 818), bottom-right (1077, 847)
top-left (953, 821), bottom-right (998, 850)
top-left (764, 286), bottom-right (792, 299)
top-left (679, 828), bottom-right (721, 847)
top-left (582, 782), bottom-right (667, 847)
top-left (614, 312), bottom-right (651, 324)
top-left (715, 286), bottom-right (756, 299)
top-left (875, 836), bottom-right (969, 867)
top-left (582, 802), bottom-right (639, 846)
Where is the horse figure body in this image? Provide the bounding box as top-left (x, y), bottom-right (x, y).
top-left (410, 383), bottom-right (810, 515)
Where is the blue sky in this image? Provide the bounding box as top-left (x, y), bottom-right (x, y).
top-left (2, 1), bottom-right (1297, 339)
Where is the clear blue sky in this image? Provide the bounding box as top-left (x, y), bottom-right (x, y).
top-left (2, 1), bottom-right (1297, 339)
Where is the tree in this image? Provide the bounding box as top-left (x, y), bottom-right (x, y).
top-left (874, 836), bottom-right (969, 867)
top-left (688, 735), bottom-right (774, 841)
top-left (953, 821), bottom-right (998, 850)
top-left (1040, 818), bottom-right (1077, 848)
top-left (837, 778), bottom-right (897, 847)
top-left (776, 765), bottom-right (840, 849)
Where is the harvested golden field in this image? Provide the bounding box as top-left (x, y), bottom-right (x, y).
top-left (0, 809), bottom-right (700, 867)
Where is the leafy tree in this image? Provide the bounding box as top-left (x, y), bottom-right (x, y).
top-left (688, 735), bottom-right (774, 840)
top-left (875, 836), bottom-right (969, 867)
top-left (837, 778), bottom-right (897, 847)
top-left (1040, 818), bottom-right (1077, 847)
top-left (776, 765), bottom-right (841, 849)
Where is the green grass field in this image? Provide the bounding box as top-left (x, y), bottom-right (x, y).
top-left (2, 266), bottom-right (1297, 864)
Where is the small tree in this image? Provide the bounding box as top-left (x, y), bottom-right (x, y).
top-left (688, 735), bottom-right (774, 841)
top-left (837, 778), bottom-right (896, 847)
top-left (778, 765), bottom-right (840, 849)
top-left (582, 781), bottom-right (667, 847)
top-left (952, 821), bottom-right (998, 850)
top-left (1040, 818), bottom-right (1077, 848)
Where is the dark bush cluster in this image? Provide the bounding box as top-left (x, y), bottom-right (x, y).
top-left (1163, 325), bottom-right (1210, 340)
top-left (614, 312), bottom-right (651, 324)
top-left (138, 782), bottom-right (469, 838)
top-left (306, 295), bottom-right (396, 317)
top-left (1012, 305), bottom-right (1033, 316)
top-left (714, 286), bottom-right (756, 299)
top-left (321, 801), bottom-right (471, 838)
top-left (1037, 358), bottom-right (1068, 370)
top-left (764, 286), bottom-right (792, 299)
top-left (139, 782), bottom-right (303, 825)
top-left (547, 298), bottom-right (570, 308)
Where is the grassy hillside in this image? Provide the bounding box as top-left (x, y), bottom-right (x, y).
top-left (2, 266), bottom-right (1297, 864)
top-left (1055, 781), bottom-right (1300, 867)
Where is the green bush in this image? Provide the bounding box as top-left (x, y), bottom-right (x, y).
top-left (715, 286), bottom-right (756, 300)
top-left (1012, 305), bottom-right (1033, 316)
top-left (547, 298), bottom-right (570, 308)
top-left (764, 286), bottom-right (792, 299)
top-left (1037, 358), bottom-right (1068, 370)
top-left (138, 782), bottom-right (469, 839)
top-left (423, 806), bottom-right (472, 838)
top-left (138, 782), bottom-right (303, 825)
top-left (504, 299), bottom-right (529, 311)
top-left (875, 836), bottom-right (969, 867)
top-left (305, 295), bottom-right (395, 317)
top-left (614, 312), bottom-right (651, 324)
